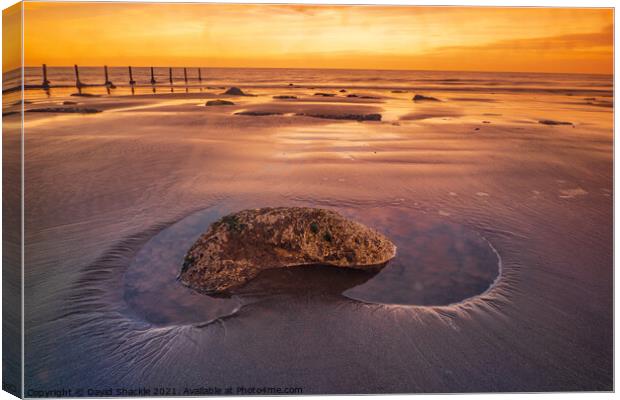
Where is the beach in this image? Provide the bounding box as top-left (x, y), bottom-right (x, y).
top-left (3, 68), bottom-right (613, 393)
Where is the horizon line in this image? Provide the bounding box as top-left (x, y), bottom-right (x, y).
top-left (10, 65), bottom-right (614, 77)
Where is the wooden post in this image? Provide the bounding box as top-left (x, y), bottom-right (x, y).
top-left (198, 68), bottom-right (202, 83)
top-left (104, 65), bottom-right (115, 89)
top-left (128, 66), bottom-right (136, 85)
top-left (183, 68), bottom-right (188, 85)
top-left (74, 64), bottom-right (83, 89)
top-left (42, 64), bottom-right (50, 87)
top-left (150, 67), bottom-right (156, 85)
top-left (104, 66), bottom-right (110, 94)
top-left (73, 64), bottom-right (82, 87)
top-left (169, 67), bottom-right (173, 84)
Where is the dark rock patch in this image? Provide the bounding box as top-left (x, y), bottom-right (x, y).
top-left (206, 100), bottom-right (235, 106)
top-left (27, 107), bottom-right (102, 114)
top-left (70, 93), bottom-right (101, 97)
top-left (235, 111), bottom-right (283, 116)
top-left (297, 113), bottom-right (381, 121)
top-left (413, 94), bottom-right (440, 102)
top-left (222, 87), bottom-right (249, 96)
top-left (539, 119), bottom-right (573, 126)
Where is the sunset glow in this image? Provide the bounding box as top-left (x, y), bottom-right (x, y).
top-left (21, 3), bottom-right (614, 74)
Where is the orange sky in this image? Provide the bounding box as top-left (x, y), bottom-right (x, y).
top-left (14, 3), bottom-right (614, 74)
top-left (3, 2), bottom-right (21, 72)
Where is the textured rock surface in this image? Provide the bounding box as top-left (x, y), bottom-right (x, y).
top-left (179, 207), bottom-right (396, 294)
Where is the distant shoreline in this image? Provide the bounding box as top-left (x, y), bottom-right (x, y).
top-left (5, 66), bottom-right (614, 78)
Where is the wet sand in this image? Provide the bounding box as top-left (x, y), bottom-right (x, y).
top-left (6, 81), bottom-right (612, 393)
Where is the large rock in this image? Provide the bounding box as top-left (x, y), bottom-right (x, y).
top-left (179, 207), bottom-right (396, 294)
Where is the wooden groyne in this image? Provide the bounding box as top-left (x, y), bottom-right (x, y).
top-left (2, 64), bottom-right (207, 94)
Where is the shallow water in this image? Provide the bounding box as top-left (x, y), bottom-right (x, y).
top-left (8, 68), bottom-right (612, 393)
top-left (4, 67), bottom-right (613, 102)
top-left (14, 66), bottom-right (613, 92)
top-left (124, 204), bottom-right (500, 326)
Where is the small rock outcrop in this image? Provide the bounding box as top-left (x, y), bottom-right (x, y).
top-left (222, 87), bottom-right (247, 96)
top-left (70, 93), bottom-right (101, 97)
top-left (27, 107), bottom-right (101, 114)
top-left (179, 207), bottom-right (396, 294)
top-left (206, 100), bottom-right (235, 106)
top-left (235, 111), bottom-right (282, 116)
top-left (273, 95), bottom-right (297, 99)
top-left (296, 113), bottom-right (382, 121)
top-left (538, 119), bottom-right (573, 126)
top-left (314, 92), bottom-right (336, 97)
top-left (413, 94), bottom-right (440, 102)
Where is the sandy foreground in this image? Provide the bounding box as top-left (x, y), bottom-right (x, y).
top-left (3, 84), bottom-right (613, 393)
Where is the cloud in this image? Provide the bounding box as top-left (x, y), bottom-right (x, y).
top-left (22, 3), bottom-right (613, 74)
top-left (435, 24), bottom-right (613, 53)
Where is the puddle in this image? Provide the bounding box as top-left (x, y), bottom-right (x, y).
top-left (123, 205), bottom-right (500, 326)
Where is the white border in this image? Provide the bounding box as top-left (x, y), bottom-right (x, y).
top-left (0, 1), bottom-right (616, 400)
